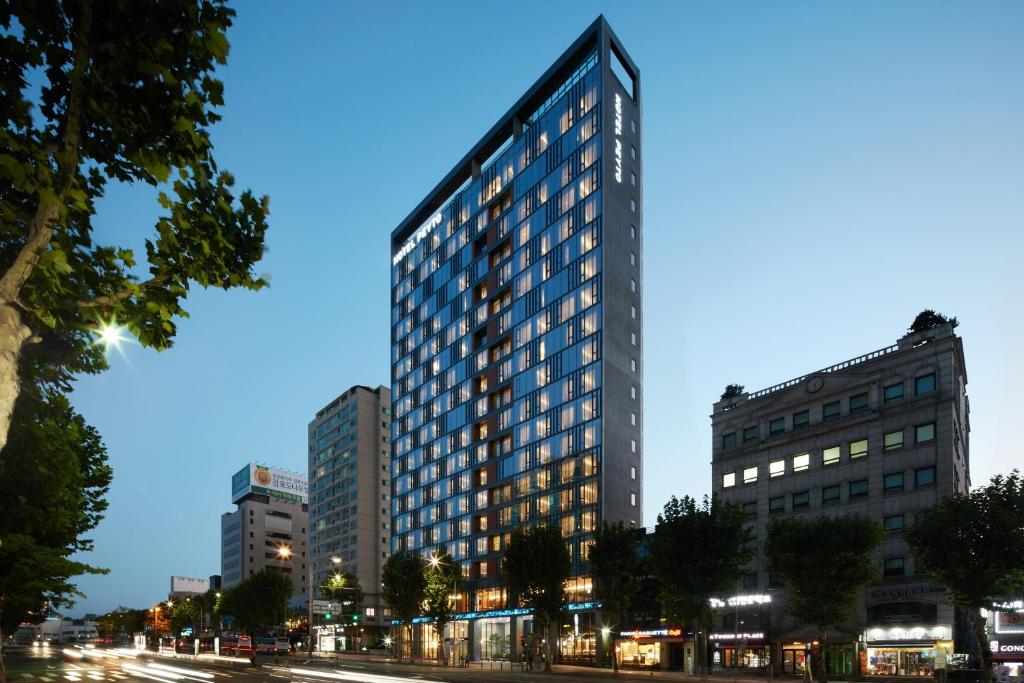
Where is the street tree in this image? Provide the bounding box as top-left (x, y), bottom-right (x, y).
top-left (381, 551), bottom-right (426, 661)
top-left (0, 345), bottom-right (112, 683)
top-left (648, 495), bottom-right (753, 678)
top-left (219, 570), bottom-right (292, 635)
top-left (0, 0), bottom-right (271, 455)
top-left (906, 471), bottom-right (1024, 681)
top-left (765, 514), bottom-right (884, 683)
top-left (320, 571), bottom-right (364, 651)
top-left (502, 525), bottom-right (571, 672)
top-left (96, 607), bottom-right (148, 642)
top-left (423, 553), bottom-right (460, 665)
top-left (589, 521), bottom-right (642, 672)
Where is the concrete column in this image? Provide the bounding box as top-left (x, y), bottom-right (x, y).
top-left (510, 616), bottom-right (521, 663)
top-left (467, 620), bottom-right (479, 662)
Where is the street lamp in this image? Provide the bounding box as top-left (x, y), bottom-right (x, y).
top-left (277, 546), bottom-right (293, 634)
top-left (151, 606), bottom-right (160, 652)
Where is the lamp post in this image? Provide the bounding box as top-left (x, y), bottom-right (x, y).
top-left (151, 606), bottom-right (161, 652)
top-left (277, 546), bottom-right (293, 636)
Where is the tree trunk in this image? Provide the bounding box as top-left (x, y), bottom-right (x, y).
top-left (693, 619), bottom-right (703, 680)
top-left (1, 617), bottom-right (7, 683)
top-left (818, 627), bottom-right (828, 683)
top-left (544, 619), bottom-right (552, 672)
top-left (612, 609), bottom-right (619, 673)
top-left (0, 301), bottom-right (31, 455)
top-left (976, 614), bottom-right (992, 683)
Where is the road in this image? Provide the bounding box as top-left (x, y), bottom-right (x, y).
top-left (3, 646), bottom-right (780, 683)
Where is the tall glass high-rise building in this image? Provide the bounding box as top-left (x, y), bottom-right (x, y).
top-left (389, 17), bottom-right (641, 664)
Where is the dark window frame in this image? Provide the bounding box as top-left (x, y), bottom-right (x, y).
top-left (915, 373), bottom-right (936, 395)
top-left (915, 466), bottom-right (936, 488)
top-left (722, 432), bottom-right (737, 449)
top-left (849, 479), bottom-right (869, 498)
top-left (822, 485), bottom-right (841, 505)
top-left (743, 425), bottom-right (759, 443)
top-left (792, 490), bottom-right (810, 510)
top-left (792, 410), bottom-right (810, 429)
top-left (884, 472), bottom-right (905, 491)
top-left (849, 392), bottom-right (869, 413)
top-left (884, 383), bottom-right (905, 403)
top-left (822, 400), bottom-right (841, 420)
top-left (883, 557), bottom-right (906, 577)
top-left (769, 417), bottom-right (786, 435)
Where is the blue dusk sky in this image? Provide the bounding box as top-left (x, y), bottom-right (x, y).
top-left (69, 1), bottom-right (1023, 615)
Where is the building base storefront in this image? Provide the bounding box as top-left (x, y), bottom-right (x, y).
top-left (616, 627), bottom-right (692, 671)
top-left (864, 625), bottom-right (953, 677)
top-left (711, 632), bottom-right (770, 673)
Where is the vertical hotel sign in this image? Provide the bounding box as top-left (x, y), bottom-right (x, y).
top-left (613, 92), bottom-right (623, 183)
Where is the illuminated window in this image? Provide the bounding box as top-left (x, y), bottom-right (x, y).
top-left (850, 439), bottom-right (868, 459)
top-left (822, 446), bottom-right (840, 466)
top-left (630, 493), bottom-right (637, 507)
top-left (792, 453), bottom-right (810, 472)
top-left (884, 430), bottom-right (904, 451)
top-left (916, 423), bottom-right (935, 443)
top-left (630, 466), bottom-right (636, 480)
top-left (743, 466), bottom-right (758, 484)
top-left (769, 460), bottom-right (785, 478)
top-left (723, 472), bottom-right (736, 488)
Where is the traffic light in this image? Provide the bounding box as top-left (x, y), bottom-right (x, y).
top-left (352, 614), bottom-right (358, 623)
top-left (324, 612), bottom-right (332, 620)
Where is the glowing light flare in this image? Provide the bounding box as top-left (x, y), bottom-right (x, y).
top-left (94, 320), bottom-right (131, 351)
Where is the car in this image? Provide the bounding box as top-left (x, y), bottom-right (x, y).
top-left (254, 637), bottom-right (276, 655)
top-left (275, 638), bottom-right (290, 655)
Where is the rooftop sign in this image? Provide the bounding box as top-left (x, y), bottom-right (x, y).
top-left (393, 212), bottom-right (443, 266)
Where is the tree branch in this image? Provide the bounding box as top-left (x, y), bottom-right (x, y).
top-left (75, 274), bottom-right (168, 308)
top-left (0, 1), bottom-right (91, 302)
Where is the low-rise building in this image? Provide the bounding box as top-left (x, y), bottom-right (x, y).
top-left (711, 322), bottom-right (970, 677)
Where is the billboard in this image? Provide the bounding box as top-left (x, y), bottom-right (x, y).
top-left (171, 576), bottom-right (210, 596)
top-left (231, 463), bottom-right (308, 504)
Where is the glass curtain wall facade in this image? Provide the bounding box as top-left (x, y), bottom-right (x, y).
top-left (389, 17), bottom-right (642, 663)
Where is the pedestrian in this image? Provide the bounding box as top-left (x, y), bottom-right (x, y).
top-left (526, 648), bottom-right (534, 671)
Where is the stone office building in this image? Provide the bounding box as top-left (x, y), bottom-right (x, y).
top-left (711, 322), bottom-right (970, 677)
